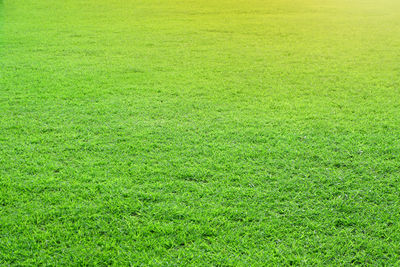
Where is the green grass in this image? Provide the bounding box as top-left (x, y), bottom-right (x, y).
top-left (1, 0), bottom-right (400, 265)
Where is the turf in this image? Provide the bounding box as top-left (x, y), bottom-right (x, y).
top-left (1, 0), bottom-right (400, 265)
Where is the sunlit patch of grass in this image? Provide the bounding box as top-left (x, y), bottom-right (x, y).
top-left (1, 0), bottom-right (400, 265)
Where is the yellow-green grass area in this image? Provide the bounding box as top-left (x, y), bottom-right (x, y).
top-left (1, 0), bottom-right (400, 265)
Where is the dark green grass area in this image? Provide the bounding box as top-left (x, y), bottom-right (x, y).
top-left (1, 0), bottom-right (400, 265)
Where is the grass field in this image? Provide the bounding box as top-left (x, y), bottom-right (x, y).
top-left (1, 0), bottom-right (400, 265)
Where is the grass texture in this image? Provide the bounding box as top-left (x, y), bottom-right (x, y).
top-left (1, 0), bottom-right (400, 265)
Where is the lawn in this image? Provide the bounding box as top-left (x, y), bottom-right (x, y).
top-left (1, 0), bottom-right (400, 265)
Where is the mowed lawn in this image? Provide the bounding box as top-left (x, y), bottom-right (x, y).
top-left (1, 0), bottom-right (400, 265)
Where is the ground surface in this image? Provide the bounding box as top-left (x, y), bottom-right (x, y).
top-left (1, 0), bottom-right (400, 265)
